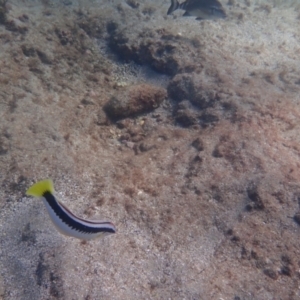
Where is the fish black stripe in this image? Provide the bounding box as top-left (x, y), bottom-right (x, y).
top-left (179, 1), bottom-right (187, 10)
top-left (43, 191), bottom-right (115, 234)
top-left (167, 0), bottom-right (179, 15)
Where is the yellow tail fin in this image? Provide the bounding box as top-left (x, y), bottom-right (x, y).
top-left (26, 179), bottom-right (54, 197)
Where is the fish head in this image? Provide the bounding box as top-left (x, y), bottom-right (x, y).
top-left (190, 7), bottom-right (226, 20)
top-left (208, 5), bottom-right (226, 19)
top-left (188, 0), bottom-right (227, 20)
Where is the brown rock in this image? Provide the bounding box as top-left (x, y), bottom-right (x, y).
top-left (5, 17), bottom-right (28, 33)
top-left (21, 45), bottom-right (36, 57)
top-left (104, 84), bottom-right (166, 120)
top-left (36, 49), bottom-right (53, 65)
top-left (173, 100), bottom-right (199, 127)
top-left (263, 269), bottom-right (279, 280)
top-left (168, 73), bottom-right (220, 109)
top-left (246, 185), bottom-right (265, 211)
top-left (191, 138), bottom-right (204, 151)
top-left (293, 212), bottom-right (300, 226)
top-left (107, 27), bottom-right (198, 76)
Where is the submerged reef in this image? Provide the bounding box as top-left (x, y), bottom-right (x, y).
top-left (0, 0), bottom-right (300, 299)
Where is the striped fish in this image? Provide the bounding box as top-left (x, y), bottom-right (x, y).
top-left (167, 0), bottom-right (226, 20)
top-left (26, 179), bottom-right (116, 240)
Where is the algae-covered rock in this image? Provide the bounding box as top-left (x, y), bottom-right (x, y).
top-left (104, 83), bottom-right (167, 120)
top-left (168, 73), bottom-right (220, 109)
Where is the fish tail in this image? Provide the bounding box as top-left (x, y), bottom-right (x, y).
top-left (167, 0), bottom-right (179, 15)
top-left (26, 179), bottom-right (54, 197)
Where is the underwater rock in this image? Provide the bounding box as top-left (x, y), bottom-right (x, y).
top-left (199, 112), bottom-right (219, 128)
top-left (21, 45), bottom-right (36, 57)
top-left (168, 73), bottom-right (195, 102)
top-left (107, 27), bottom-right (198, 76)
top-left (173, 100), bottom-right (199, 127)
top-left (168, 73), bottom-right (220, 109)
top-left (5, 17), bottom-right (28, 33)
top-left (173, 100), bottom-right (220, 128)
top-left (36, 49), bottom-right (53, 65)
top-left (191, 137), bottom-right (204, 151)
top-left (263, 268), bottom-right (279, 280)
top-left (55, 28), bottom-right (73, 45)
top-left (293, 212), bottom-right (300, 226)
top-left (104, 83), bottom-right (166, 120)
top-left (78, 15), bottom-right (104, 38)
top-left (246, 185), bottom-right (265, 211)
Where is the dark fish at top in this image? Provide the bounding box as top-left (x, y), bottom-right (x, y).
top-left (167, 0), bottom-right (226, 20)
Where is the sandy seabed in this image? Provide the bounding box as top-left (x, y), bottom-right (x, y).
top-left (0, 0), bottom-right (300, 299)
